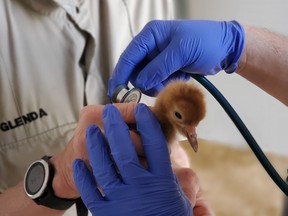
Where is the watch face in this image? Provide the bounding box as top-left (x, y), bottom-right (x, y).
top-left (24, 159), bottom-right (49, 199)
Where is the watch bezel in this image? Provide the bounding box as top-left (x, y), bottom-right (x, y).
top-left (24, 159), bottom-right (50, 199)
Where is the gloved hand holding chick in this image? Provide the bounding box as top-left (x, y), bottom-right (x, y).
top-left (73, 104), bottom-right (193, 216)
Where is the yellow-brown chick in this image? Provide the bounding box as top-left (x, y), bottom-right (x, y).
top-left (154, 80), bottom-right (206, 152)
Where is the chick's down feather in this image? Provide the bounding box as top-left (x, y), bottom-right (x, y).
top-left (154, 80), bottom-right (206, 152)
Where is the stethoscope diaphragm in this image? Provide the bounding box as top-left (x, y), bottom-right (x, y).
top-left (111, 85), bottom-right (142, 103)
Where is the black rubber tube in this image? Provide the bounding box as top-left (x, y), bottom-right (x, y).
top-left (191, 74), bottom-right (288, 196)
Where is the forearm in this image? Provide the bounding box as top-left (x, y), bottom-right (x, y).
top-left (0, 148), bottom-right (80, 216)
top-left (0, 182), bottom-right (65, 216)
top-left (237, 25), bottom-right (288, 105)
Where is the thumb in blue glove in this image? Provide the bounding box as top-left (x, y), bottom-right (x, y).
top-left (73, 104), bottom-right (192, 216)
top-left (108, 20), bottom-right (245, 97)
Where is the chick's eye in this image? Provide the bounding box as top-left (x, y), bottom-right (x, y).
top-left (174, 111), bottom-right (182, 120)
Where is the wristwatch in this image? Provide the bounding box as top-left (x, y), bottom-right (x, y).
top-left (24, 156), bottom-right (78, 210)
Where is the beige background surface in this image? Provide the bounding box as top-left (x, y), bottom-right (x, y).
top-left (179, 139), bottom-right (288, 216)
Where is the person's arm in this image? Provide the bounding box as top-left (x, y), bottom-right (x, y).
top-left (0, 182), bottom-right (64, 216)
top-left (237, 26), bottom-right (288, 105)
top-left (0, 104), bottom-right (136, 216)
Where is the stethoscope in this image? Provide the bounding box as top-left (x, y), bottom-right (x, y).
top-left (112, 74), bottom-right (288, 196)
top-left (191, 74), bottom-right (288, 196)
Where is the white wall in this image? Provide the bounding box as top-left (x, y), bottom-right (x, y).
top-left (157, 0), bottom-right (288, 156)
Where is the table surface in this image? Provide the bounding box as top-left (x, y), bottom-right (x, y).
top-left (179, 139), bottom-right (288, 216)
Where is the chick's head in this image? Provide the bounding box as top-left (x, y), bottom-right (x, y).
top-left (155, 80), bottom-right (206, 152)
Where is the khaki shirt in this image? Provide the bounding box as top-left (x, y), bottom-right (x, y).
top-left (0, 0), bottom-right (174, 195)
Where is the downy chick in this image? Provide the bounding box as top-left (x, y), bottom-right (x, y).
top-left (154, 80), bottom-right (206, 152)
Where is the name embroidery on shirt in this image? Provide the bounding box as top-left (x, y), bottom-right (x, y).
top-left (0, 108), bottom-right (48, 132)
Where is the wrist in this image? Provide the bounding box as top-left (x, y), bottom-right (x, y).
top-left (50, 152), bottom-right (79, 199)
top-left (236, 25), bottom-right (248, 74)
top-left (224, 20), bottom-right (246, 74)
top-left (23, 156), bottom-right (78, 210)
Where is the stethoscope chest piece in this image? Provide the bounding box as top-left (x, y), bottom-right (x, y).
top-left (111, 85), bottom-right (142, 103)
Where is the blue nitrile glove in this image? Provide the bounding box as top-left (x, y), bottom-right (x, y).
top-left (73, 104), bottom-right (192, 216)
top-left (108, 20), bottom-right (245, 97)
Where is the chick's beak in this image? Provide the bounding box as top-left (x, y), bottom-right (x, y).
top-left (183, 126), bottom-right (198, 152)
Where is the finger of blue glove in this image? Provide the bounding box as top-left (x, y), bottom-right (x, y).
top-left (102, 105), bottom-right (146, 181)
top-left (135, 104), bottom-right (173, 178)
top-left (73, 159), bottom-right (104, 204)
top-left (85, 125), bottom-right (122, 191)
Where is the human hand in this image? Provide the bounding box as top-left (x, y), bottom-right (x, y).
top-left (174, 168), bottom-right (215, 216)
top-left (108, 20), bottom-right (245, 96)
top-left (49, 103), bottom-right (139, 199)
top-left (73, 104), bottom-right (193, 215)
top-left (48, 104), bottom-right (213, 215)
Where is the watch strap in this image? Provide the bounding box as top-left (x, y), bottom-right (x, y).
top-left (34, 156), bottom-right (79, 210)
top-left (35, 189), bottom-right (79, 210)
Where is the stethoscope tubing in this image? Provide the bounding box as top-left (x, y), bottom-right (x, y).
top-left (191, 74), bottom-right (288, 196)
